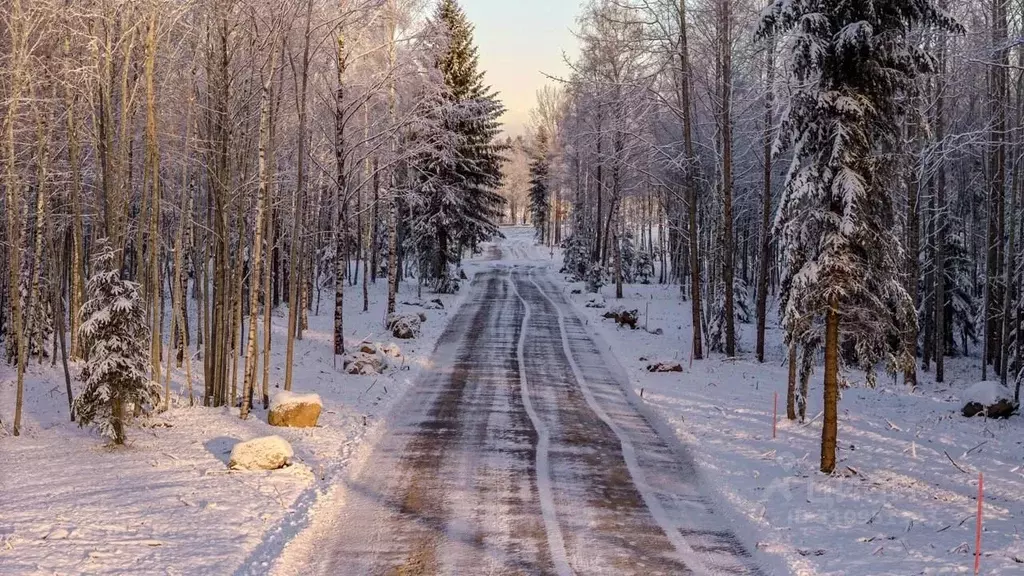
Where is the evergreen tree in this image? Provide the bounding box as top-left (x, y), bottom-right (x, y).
top-left (405, 82), bottom-right (467, 293)
top-left (561, 208), bottom-right (592, 282)
top-left (73, 245), bottom-right (158, 445)
top-left (759, 0), bottom-right (960, 473)
top-left (943, 232), bottom-right (980, 356)
top-left (528, 129), bottom-right (551, 242)
top-left (620, 231), bottom-right (637, 283)
top-left (585, 262), bottom-right (606, 294)
top-left (709, 276), bottom-right (753, 353)
top-left (635, 248), bottom-right (654, 285)
top-left (433, 0), bottom-right (506, 258)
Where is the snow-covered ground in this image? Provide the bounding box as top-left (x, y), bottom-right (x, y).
top-left (0, 268), bottom-right (470, 575)
top-left (570, 280), bottom-right (1024, 575)
top-left (5, 227), bottom-right (1022, 575)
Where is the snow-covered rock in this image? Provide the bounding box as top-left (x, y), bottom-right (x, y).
top-left (343, 351), bottom-right (388, 375)
top-left (378, 342), bottom-right (402, 358)
top-left (387, 313), bottom-right (422, 339)
top-left (357, 341), bottom-right (402, 359)
top-left (961, 381), bottom-right (1016, 419)
top-left (584, 294), bottom-right (606, 308)
top-left (229, 436), bottom-right (294, 470)
top-left (602, 307), bottom-right (639, 329)
top-left (646, 360), bottom-right (683, 373)
top-left (268, 391), bottom-right (322, 428)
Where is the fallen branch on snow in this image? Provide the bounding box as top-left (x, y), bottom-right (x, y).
top-left (944, 450), bottom-right (969, 474)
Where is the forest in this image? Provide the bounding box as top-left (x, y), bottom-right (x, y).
top-left (0, 0), bottom-right (504, 439)
top-left (521, 0), bottom-right (1021, 473)
top-left (1, 0), bottom-right (1021, 476)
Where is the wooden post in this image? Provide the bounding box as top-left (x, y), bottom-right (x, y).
top-left (773, 391), bottom-right (778, 439)
top-left (975, 472), bottom-right (984, 574)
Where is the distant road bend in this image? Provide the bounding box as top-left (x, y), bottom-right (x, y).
top-left (312, 246), bottom-right (764, 575)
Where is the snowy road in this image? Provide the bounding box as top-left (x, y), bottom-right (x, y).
top-left (310, 261), bottom-right (762, 575)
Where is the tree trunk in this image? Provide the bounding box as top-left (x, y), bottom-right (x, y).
top-left (241, 43), bottom-right (277, 419)
top-left (677, 0), bottom-right (703, 360)
top-left (756, 42), bottom-right (774, 363)
top-left (5, 2), bottom-right (26, 433)
top-left (718, 0), bottom-right (736, 358)
top-left (821, 300), bottom-right (840, 474)
top-left (934, 56), bottom-right (946, 383)
top-left (786, 343), bottom-right (797, 420)
top-left (905, 121), bottom-right (920, 388)
top-left (386, 2), bottom-right (399, 316)
top-left (285, 0), bottom-right (314, 392)
top-left (334, 36), bottom-right (348, 358)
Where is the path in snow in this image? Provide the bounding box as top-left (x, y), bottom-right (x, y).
top-left (306, 251), bottom-right (762, 574)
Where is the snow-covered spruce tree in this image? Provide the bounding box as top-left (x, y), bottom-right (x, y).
top-left (432, 0), bottom-right (506, 259)
top-left (405, 80), bottom-right (469, 294)
top-left (528, 128), bottom-right (551, 243)
top-left (561, 206), bottom-right (592, 281)
top-left (709, 276), bottom-right (753, 353)
top-left (585, 262), bottom-right (606, 294)
top-left (73, 246), bottom-right (158, 445)
top-left (620, 231), bottom-right (637, 284)
top-left (942, 230), bottom-right (980, 357)
top-left (635, 248), bottom-right (654, 285)
top-left (759, 0), bottom-right (959, 474)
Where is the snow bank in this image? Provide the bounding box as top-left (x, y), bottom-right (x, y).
top-left (0, 263), bottom-right (463, 576)
top-left (961, 381), bottom-right (1013, 406)
top-left (270, 391), bottom-right (323, 411)
top-left (229, 435), bottom-right (294, 470)
top-left (569, 280), bottom-right (1024, 575)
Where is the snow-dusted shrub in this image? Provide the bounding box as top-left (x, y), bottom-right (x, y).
top-left (73, 246), bottom-right (159, 445)
top-left (585, 263), bottom-right (606, 294)
top-left (561, 232), bottom-right (590, 281)
top-left (635, 250), bottom-right (655, 284)
top-left (620, 232), bottom-right (637, 283)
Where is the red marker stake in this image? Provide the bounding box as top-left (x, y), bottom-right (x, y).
top-left (975, 472), bottom-right (984, 574)
top-left (772, 392), bottom-right (778, 439)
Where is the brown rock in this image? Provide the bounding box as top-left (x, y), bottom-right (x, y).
top-left (268, 393), bottom-right (322, 428)
top-left (962, 399), bottom-right (1016, 419)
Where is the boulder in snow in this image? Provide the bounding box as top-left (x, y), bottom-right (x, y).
top-left (268, 391), bottom-right (322, 428)
top-left (387, 313), bottom-right (422, 340)
top-left (343, 351), bottom-right (388, 375)
top-left (646, 360), bottom-right (683, 373)
top-left (229, 435), bottom-right (293, 470)
top-left (961, 381), bottom-right (1016, 419)
top-left (585, 295), bottom-right (606, 309)
top-left (378, 342), bottom-right (402, 358)
top-left (357, 341), bottom-right (402, 359)
top-left (424, 298), bottom-right (445, 310)
top-left (602, 307), bottom-right (639, 329)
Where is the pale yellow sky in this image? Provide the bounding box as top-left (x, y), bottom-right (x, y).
top-left (459, 1), bottom-right (579, 135)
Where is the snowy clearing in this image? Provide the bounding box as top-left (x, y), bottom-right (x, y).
top-left (571, 279), bottom-right (1024, 575)
top-left (0, 272), bottom-right (467, 576)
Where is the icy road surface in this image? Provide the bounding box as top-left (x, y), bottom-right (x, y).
top-left (307, 260), bottom-right (763, 574)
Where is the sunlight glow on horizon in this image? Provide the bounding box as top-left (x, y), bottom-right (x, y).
top-left (459, 0), bottom-right (580, 136)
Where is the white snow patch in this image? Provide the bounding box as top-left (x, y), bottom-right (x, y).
top-left (962, 381), bottom-right (1013, 405)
